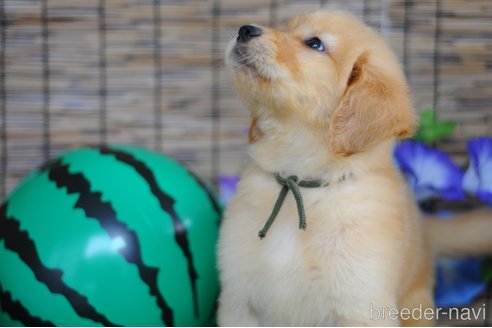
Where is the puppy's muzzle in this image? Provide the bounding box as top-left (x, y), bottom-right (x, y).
top-left (237, 25), bottom-right (263, 43)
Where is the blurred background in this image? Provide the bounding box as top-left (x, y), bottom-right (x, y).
top-left (1, 0), bottom-right (491, 200)
top-left (0, 0), bottom-right (491, 325)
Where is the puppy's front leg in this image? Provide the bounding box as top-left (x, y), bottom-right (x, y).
top-left (329, 237), bottom-right (408, 327)
top-left (217, 291), bottom-right (259, 326)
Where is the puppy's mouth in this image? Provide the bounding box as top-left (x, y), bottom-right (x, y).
top-left (228, 42), bottom-right (281, 83)
top-left (231, 44), bottom-right (260, 74)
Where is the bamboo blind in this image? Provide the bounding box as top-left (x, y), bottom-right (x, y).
top-left (0, 1), bottom-right (492, 325)
top-left (1, 0), bottom-right (492, 199)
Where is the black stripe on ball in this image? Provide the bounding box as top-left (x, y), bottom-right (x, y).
top-left (0, 282), bottom-right (55, 327)
top-left (98, 146), bottom-right (200, 319)
top-left (44, 159), bottom-right (174, 327)
top-left (0, 204), bottom-right (117, 327)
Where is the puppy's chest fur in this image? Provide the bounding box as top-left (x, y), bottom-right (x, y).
top-left (220, 165), bottom-right (410, 326)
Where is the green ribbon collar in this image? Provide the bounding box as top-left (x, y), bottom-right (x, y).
top-left (258, 173), bottom-right (327, 239)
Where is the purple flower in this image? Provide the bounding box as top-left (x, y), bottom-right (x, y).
top-left (394, 141), bottom-right (465, 201)
top-left (463, 137), bottom-right (492, 204)
top-left (219, 175), bottom-right (240, 205)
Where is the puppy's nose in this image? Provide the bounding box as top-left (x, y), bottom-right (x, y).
top-left (237, 25), bottom-right (263, 43)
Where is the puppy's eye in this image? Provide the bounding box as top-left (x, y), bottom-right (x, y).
top-left (304, 37), bottom-right (325, 52)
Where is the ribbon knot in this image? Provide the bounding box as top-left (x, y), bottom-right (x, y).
top-left (258, 173), bottom-right (325, 239)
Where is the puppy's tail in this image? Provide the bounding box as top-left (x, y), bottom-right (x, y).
top-left (425, 209), bottom-right (492, 257)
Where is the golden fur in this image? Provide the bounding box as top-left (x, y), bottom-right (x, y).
top-left (217, 10), bottom-right (492, 326)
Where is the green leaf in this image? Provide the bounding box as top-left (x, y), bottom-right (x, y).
top-left (414, 109), bottom-right (456, 144)
top-left (419, 109), bottom-right (436, 126)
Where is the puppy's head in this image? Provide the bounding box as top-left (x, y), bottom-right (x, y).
top-left (226, 10), bottom-right (417, 157)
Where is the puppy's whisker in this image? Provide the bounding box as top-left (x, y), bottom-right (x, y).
top-left (235, 58), bottom-right (259, 70)
top-left (236, 54), bottom-right (259, 64)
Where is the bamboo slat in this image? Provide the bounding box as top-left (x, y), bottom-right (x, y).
top-left (1, 0), bottom-right (491, 200)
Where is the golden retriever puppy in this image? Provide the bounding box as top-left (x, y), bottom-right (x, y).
top-left (217, 10), bottom-right (492, 326)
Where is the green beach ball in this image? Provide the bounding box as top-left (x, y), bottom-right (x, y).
top-left (0, 145), bottom-right (222, 326)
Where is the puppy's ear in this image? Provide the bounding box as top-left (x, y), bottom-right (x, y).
top-left (249, 117), bottom-right (263, 144)
top-left (329, 52), bottom-right (418, 156)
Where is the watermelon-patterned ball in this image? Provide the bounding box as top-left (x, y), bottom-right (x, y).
top-left (0, 145), bottom-right (222, 326)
